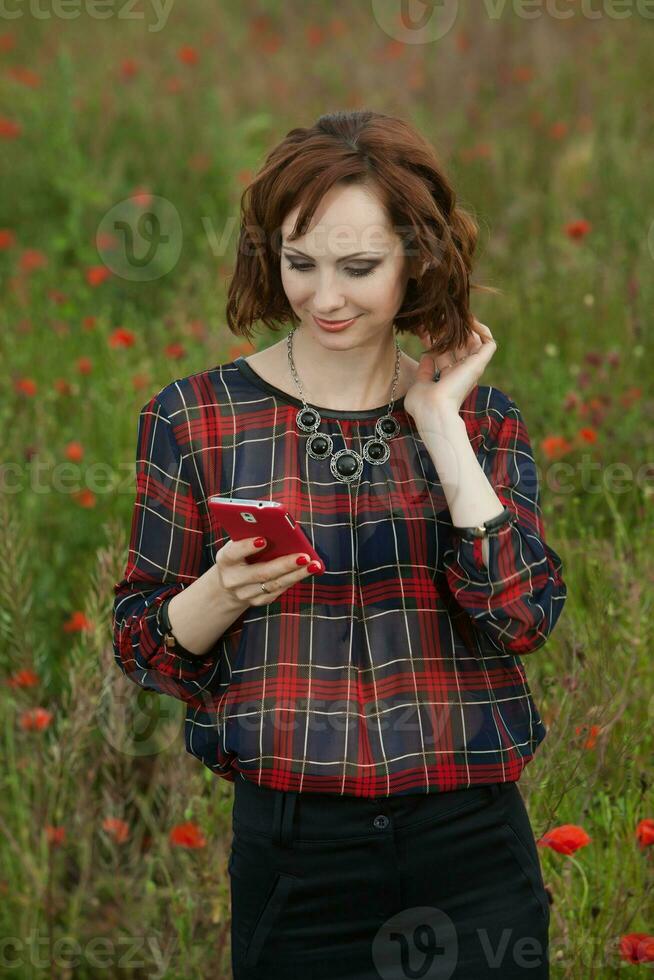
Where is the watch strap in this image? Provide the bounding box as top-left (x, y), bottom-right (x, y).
top-left (156, 597), bottom-right (202, 660)
top-left (452, 505), bottom-right (515, 542)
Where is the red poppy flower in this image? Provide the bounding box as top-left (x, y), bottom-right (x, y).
top-left (578, 427), bottom-right (598, 444)
top-left (164, 342), bottom-right (185, 360)
top-left (0, 228), bottom-right (15, 249)
top-left (228, 344), bottom-right (253, 361)
top-left (45, 825), bottom-right (66, 847)
top-left (20, 707), bottom-right (53, 731)
top-left (549, 121), bottom-right (568, 140)
top-left (541, 435), bottom-right (573, 460)
top-left (565, 220), bottom-right (592, 240)
top-left (82, 316), bottom-right (97, 331)
top-left (109, 327), bottom-right (136, 348)
top-left (562, 391), bottom-right (580, 411)
top-left (574, 723), bottom-right (600, 749)
top-left (249, 14), bottom-right (273, 37)
top-left (72, 489), bottom-right (96, 508)
top-left (169, 821), bottom-right (207, 849)
top-left (19, 249), bottom-right (47, 271)
top-left (102, 817), bottom-right (130, 843)
top-left (76, 356), bottom-right (92, 375)
top-left (131, 373), bottom-right (150, 391)
top-left (456, 31), bottom-right (470, 52)
top-left (619, 933), bottom-right (654, 964)
top-left (306, 25), bottom-right (325, 48)
top-left (177, 45), bottom-right (199, 65)
top-left (513, 65), bottom-right (534, 83)
top-left (0, 33), bottom-right (15, 52)
top-left (380, 40), bottom-right (404, 62)
top-left (86, 265), bottom-right (111, 287)
top-left (95, 232), bottom-right (118, 250)
top-left (63, 611), bottom-right (92, 632)
top-left (54, 379), bottom-right (73, 396)
top-left (188, 319), bottom-right (207, 341)
top-left (6, 668), bottom-right (39, 688)
top-left (121, 58), bottom-right (139, 80)
top-left (6, 66), bottom-right (41, 87)
top-left (258, 35), bottom-right (282, 55)
top-left (620, 386), bottom-right (641, 408)
top-left (636, 818), bottom-right (654, 849)
top-left (130, 187), bottom-right (152, 207)
top-left (15, 377), bottom-right (37, 396)
top-left (65, 442), bottom-right (84, 462)
top-left (537, 824), bottom-right (592, 855)
top-left (0, 116), bottom-right (21, 139)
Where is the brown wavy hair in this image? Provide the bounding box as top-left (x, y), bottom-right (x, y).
top-left (225, 109), bottom-right (498, 356)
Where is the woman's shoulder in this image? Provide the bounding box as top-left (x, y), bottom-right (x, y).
top-left (141, 360), bottom-right (242, 419)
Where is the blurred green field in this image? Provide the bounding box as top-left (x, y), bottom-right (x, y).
top-left (0, 2), bottom-right (652, 977)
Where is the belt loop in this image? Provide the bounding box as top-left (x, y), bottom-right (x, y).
top-left (272, 791), bottom-right (284, 846)
top-left (280, 791), bottom-right (298, 848)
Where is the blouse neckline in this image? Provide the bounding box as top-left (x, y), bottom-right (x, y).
top-left (233, 355), bottom-right (407, 421)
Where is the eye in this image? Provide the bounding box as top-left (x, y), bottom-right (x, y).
top-left (285, 261), bottom-right (375, 279)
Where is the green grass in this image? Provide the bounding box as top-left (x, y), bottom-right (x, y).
top-left (0, 4), bottom-right (652, 977)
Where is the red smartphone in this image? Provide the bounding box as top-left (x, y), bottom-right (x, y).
top-left (207, 496), bottom-right (325, 570)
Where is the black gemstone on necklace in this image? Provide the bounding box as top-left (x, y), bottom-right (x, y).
top-left (367, 441), bottom-right (386, 461)
top-left (380, 417), bottom-right (398, 436)
top-left (300, 409), bottom-right (318, 427)
top-left (335, 453), bottom-right (359, 477)
top-left (308, 434), bottom-right (330, 457)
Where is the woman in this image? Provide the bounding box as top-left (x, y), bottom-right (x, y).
top-left (113, 110), bottom-right (567, 979)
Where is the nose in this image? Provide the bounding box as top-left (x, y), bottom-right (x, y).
top-left (311, 270), bottom-right (348, 315)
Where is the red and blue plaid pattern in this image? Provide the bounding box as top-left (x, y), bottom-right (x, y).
top-left (112, 356), bottom-right (567, 797)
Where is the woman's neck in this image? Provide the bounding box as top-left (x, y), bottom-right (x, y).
top-left (269, 335), bottom-right (415, 411)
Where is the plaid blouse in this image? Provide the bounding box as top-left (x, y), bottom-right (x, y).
top-left (112, 355), bottom-right (568, 797)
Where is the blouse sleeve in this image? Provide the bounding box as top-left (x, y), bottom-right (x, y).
top-left (112, 393), bottom-right (222, 703)
top-left (442, 398), bottom-right (567, 656)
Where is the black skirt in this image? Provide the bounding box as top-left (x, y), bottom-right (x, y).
top-left (228, 775), bottom-right (550, 979)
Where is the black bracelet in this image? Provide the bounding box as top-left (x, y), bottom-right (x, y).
top-left (452, 505), bottom-right (515, 542)
top-left (156, 597), bottom-right (203, 660)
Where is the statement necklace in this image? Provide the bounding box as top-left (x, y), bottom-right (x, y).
top-left (287, 325), bottom-right (402, 484)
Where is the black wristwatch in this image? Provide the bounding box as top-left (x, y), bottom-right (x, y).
top-left (452, 505), bottom-right (515, 542)
top-left (155, 597), bottom-right (201, 660)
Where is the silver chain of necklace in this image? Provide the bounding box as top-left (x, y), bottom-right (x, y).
top-left (286, 324), bottom-right (402, 484)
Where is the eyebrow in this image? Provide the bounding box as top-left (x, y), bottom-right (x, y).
top-left (282, 246), bottom-right (387, 261)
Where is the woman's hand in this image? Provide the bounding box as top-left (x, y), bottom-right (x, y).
top-left (214, 536), bottom-right (325, 608)
top-left (403, 317), bottom-right (498, 426)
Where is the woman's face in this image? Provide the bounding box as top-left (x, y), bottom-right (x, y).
top-left (279, 183), bottom-right (413, 347)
